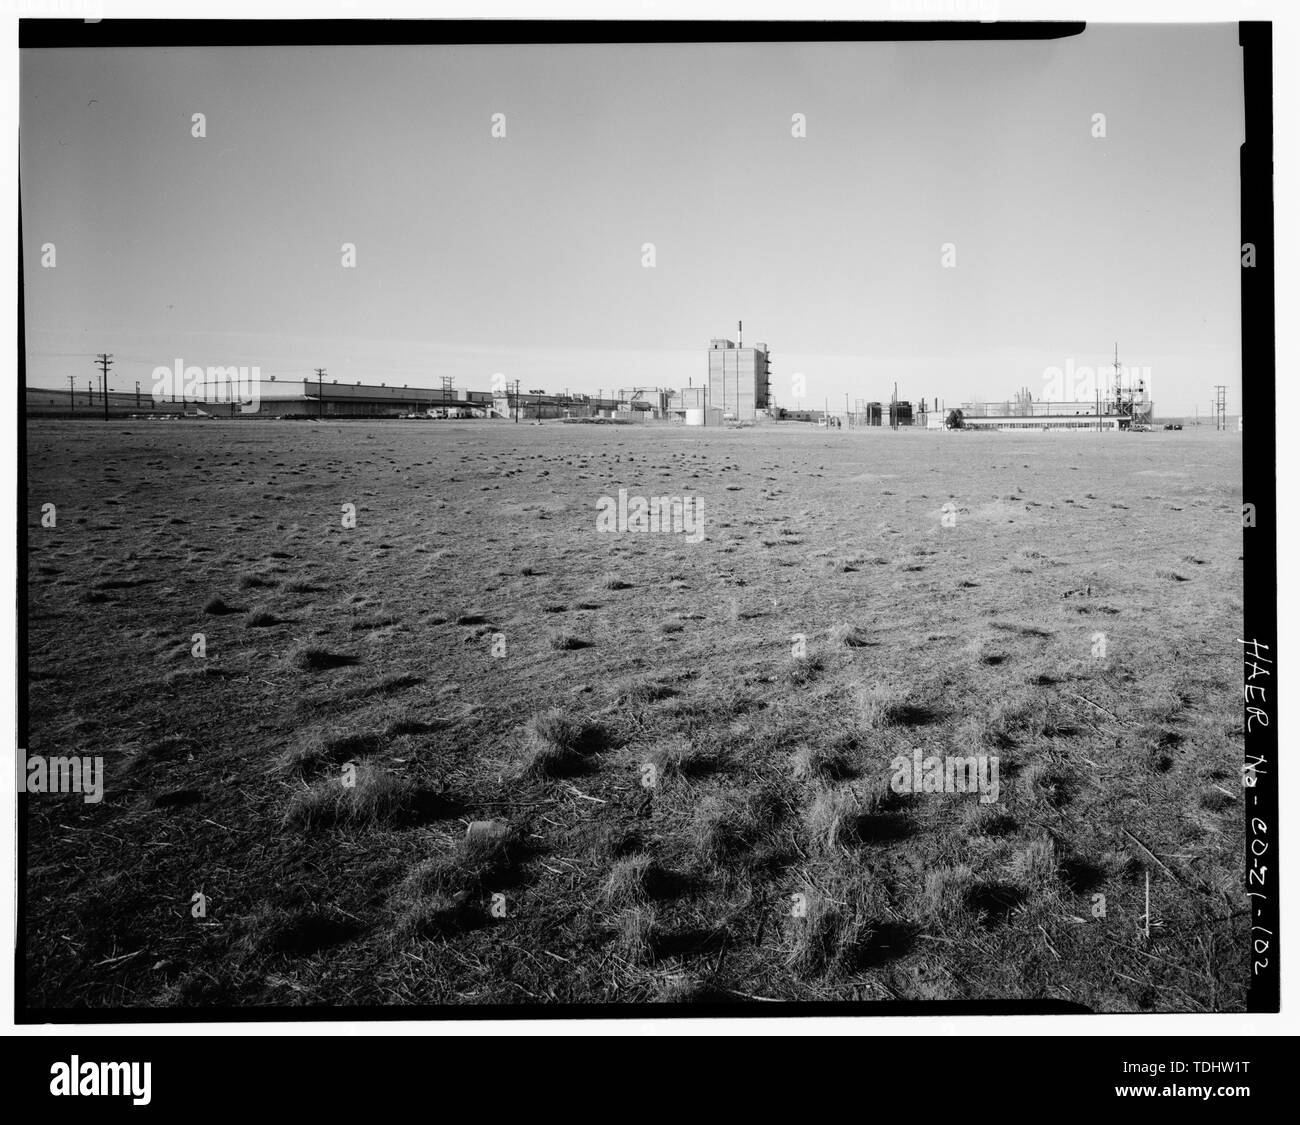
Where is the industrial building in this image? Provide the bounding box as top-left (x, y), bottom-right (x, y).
top-left (25, 380), bottom-right (628, 420)
top-left (959, 365), bottom-right (1154, 431)
top-left (957, 400), bottom-right (1156, 430)
top-left (25, 380), bottom-right (496, 419)
top-left (667, 386), bottom-right (705, 419)
top-left (846, 399), bottom-right (930, 427)
top-left (706, 333), bottom-right (771, 422)
top-left (283, 380), bottom-right (498, 417)
top-left (957, 349), bottom-right (1154, 432)
top-left (28, 340), bottom-right (1159, 435)
top-left (493, 391), bottom-right (623, 421)
top-left (26, 386), bottom-right (178, 417)
top-left (27, 333), bottom-right (775, 426)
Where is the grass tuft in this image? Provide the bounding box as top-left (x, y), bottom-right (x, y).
top-left (803, 785), bottom-right (862, 852)
top-left (614, 906), bottom-right (657, 964)
top-left (647, 736), bottom-right (721, 781)
top-left (279, 730), bottom-right (380, 776)
top-left (520, 709), bottom-right (602, 777)
top-left (692, 789), bottom-right (782, 864)
top-left (787, 888), bottom-right (873, 978)
top-left (1009, 835), bottom-right (1059, 891)
top-left (829, 622), bottom-right (873, 648)
top-left (856, 682), bottom-right (932, 728)
top-left (290, 645), bottom-right (360, 671)
top-left (790, 742), bottom-right (855, 782)
top-left (284, 763), bottom-right (425, 831)
top-left (601, 854), bottom-right (675, 907)
top-left (919, 864), bottom-right (975, 926)
top-left (549, 632), bottom-right (591, 651)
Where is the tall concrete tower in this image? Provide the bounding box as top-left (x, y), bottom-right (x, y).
top-left (707, 334), bottom-right (770, 421)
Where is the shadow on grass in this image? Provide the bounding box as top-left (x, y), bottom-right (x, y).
top-left (651, 926), bottom-right (728, 961)
top-left (856, 921), bottom-right (919, 968)
top-left (966, 881), bottom-right (1027, 925)
top-left (1060, 854), bottom-right (1107, 894)
top-left (255, 907), bottom-right (363, 957)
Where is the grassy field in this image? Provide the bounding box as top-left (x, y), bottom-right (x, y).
top-left (22, 419), bottom-right (1248, 1011)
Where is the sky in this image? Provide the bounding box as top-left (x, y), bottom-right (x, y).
top-left (21, 27), bottom-right (1244, 414)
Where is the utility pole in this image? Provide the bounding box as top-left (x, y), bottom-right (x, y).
top-left (67, 375), bottom-right (75, 413)
top-left (95, 353), bottom-right (113, 421)
top-left (135, 381), bottom-right (141, 409)
top-left (314, 368), bottom-right (326, 419)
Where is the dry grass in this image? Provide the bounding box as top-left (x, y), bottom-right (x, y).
top-left (802, 785), bottom-right (862, 852)
top-left (919, 864), bottom-right (976, 926)
top-left (236, 903), bottom-right (361, 958)
top-left (786, 654), bottom-right (825, 687)
top-left (284, 763), bottom-right (425, 831)
top-left (829, 621), bottom-right (873, 648)
top-left (548, 632), bottom-right (591, 651)
top-left (22, 420), bottom-right (1246, 1012)
top-left (278, 729), bottom-right (382, 776)
top-left (614, 906), bottom-right (657, 964)
top-left (691, 789), bottom-right (782, 865)
top-left (790, 741), bottom-right (854, 782)
top-left (855, 682), bottom-right (929, 729)
top-left (290, 644), bottom-right (360, 671)
top-left (519, 708), bottom-right (601, 777)
top-left (617, 676), bottom-right (678, 706)
top-left (392, 891), bottom-right (478, 941)
top-left (387, 823), bottom-right (522, 940)
top-left (1009, 835), bottom-right (1060, 892)
top-left (601, 854), bottom-right (674, 907)
top-left (646, 736), bottom-right (719, 781)
top-left (387, 826), bottom-right (521, 940)
top-left (786, 884), bottom-right (874, 978)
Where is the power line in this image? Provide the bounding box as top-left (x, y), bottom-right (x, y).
top-left (95, 353), bottom-right (113, 421)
